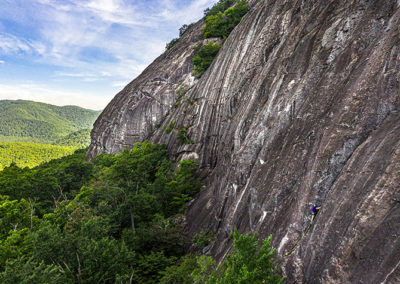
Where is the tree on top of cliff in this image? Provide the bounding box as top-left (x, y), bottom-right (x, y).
top-left (203, 1), bottom-right (248, 39)
top-left (203, 0), bottom-right (237, 17)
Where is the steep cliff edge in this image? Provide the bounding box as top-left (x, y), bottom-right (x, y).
top-left (89, 0), bottom-right (400, 282)
top-left (87, 20), bottom-right (210, 159)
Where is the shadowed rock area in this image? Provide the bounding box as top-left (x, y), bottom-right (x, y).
top-left (89, 0), bottom-right (400, 282)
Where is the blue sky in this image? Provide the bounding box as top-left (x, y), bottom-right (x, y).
top-left (0, 0), bottom-right (217, 110)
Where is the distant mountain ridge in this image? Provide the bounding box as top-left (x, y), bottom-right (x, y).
top-left (0, 100), bottom-right (100, 146)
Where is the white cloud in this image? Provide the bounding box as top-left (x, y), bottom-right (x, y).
top-left (0, 34), bottom-right (31, 54)
top-left (158, 0), bottom-right (214, 23)
top-left (0, 60), bottom-right (4, 64)
top-left (56, 72), bottom-right (93, 77)
top-left (0, 33), bottom-right (47, 57)
top-left (101, 71), bottom-right (112, 77)
top-left (0, 83), bottom-right (110, 110)
top-left (112, 81), bottom-right (128, 88)
top-left (2, 0), bottom-right (217, 71)
top-left (0, 0), bottom-right (218, 108)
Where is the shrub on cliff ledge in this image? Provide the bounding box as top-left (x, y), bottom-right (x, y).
top-left (203, 0), bottom-right (236, 17)
top-left (203, 1), bottom-right (248, 39)
top-left (166, 38), bottom-right (179, 50)
top-left (192, 42), bottom-right (221, 77)
top-left (179, 23), bottom-right (195, 36)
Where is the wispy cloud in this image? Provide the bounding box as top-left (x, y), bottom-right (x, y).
top-left (0, 34), bottom-right (33, 54)
top-left (0, 0), bottom-right (217, 108)
top-left (112, 81), bottom-right (128, 88)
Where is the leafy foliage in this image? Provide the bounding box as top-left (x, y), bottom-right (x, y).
top-left (0, 143), bottom-right (202, 283)
top-left (179, 23), bottom-right (195, 37)
top-left (0, 256), bottom-right (69, 284)
top-left (203, 0), bottom-right (237, 17)
top-left (162, 229), bottom-right (285, 284)
top-left (0, 149), bottom-right (92, 214)
top-left (215, 229), bottom-right (285, 283)
top-left (193, 230), bottom-right (215, 250)
top-left (166, 38), bottom-right (179, 50)
top-left (193, 42), bottom-right (221, 77)
top-left (203, 1), bottom-right (249, 39)
top-left (0, 196), bottom-right (32, 269)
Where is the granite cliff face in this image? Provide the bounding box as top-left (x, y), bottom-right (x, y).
top-left (87, 20), bottom-right (214, 159)
top-left (89, 0), bottom-right (400, 282)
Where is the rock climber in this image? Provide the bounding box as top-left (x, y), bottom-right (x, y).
top-left (311, 203), bottom-right (321, 222)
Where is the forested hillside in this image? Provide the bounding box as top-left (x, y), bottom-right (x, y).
top-left (0, 100), bottom-right (100, 144)
top-left (0, 100), bottom-right (100, 169)
top-left (0, 142), bottom-right (75, 170)
top-left (55, 129), bottom-right (92, 148)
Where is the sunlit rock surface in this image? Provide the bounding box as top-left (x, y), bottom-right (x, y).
top-left (89, 0), bottom-right (400, 282)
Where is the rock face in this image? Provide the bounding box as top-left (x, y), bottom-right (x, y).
top-left (89, 0), bottom-right (400, 283)
top-left (87, 20), bottom-right (206, 159)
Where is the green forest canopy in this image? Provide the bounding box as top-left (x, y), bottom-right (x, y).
top-left (0, 100), bottom-right (100, 144)
top-left (0, 143), bottom-right (284, 283)
top-left (0, 100), bottom-right (100, 169)
top-left (0, 142), bottom-right (76, 170)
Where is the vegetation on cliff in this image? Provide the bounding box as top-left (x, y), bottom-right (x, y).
top-left (193, 42), bottom-right (222, 77)
top-left (193, 0), bottom-right (248, 77)
top-left (165, 0), bottom-right (248, 76)
top-left (165, 23), bottom-right (197, 50)
top-left (166, 38), bottom-right (180, 50)
top-left (203, 0), bottom-right (237, 17)
top-left (203, 1), bottom-right (248, 39)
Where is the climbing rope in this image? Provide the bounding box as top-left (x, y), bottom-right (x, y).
top-left (276, 218), bottom-right (314, 261)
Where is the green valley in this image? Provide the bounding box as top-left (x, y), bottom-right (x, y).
top-left (0, 142), bottom-right (76, 170)
top-left (0, 100), bottom-right (100, 144)
top-left (0, 100), bottom-right (100, 169)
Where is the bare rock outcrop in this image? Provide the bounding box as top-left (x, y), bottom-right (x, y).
top-left (89, 0), bottom-right (400, 282)
top-left (87, 20), bottom-right (206, 159)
